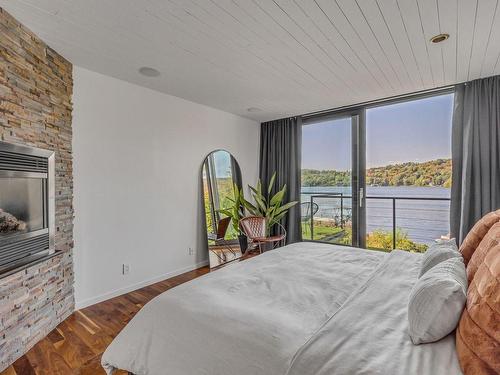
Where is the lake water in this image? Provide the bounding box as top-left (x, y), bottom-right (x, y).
top-left (301, 186), bottom-right (451, 245)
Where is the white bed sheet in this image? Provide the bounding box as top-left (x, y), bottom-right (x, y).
top-left (101, 242), bottom-right (462, 375)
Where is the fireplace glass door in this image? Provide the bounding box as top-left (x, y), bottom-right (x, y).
top-left (0, 177), bottom-right (46, 237)
top-left (0, 141), bottom-right (55, 275)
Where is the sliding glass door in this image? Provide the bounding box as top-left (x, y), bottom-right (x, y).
top-left (301, 113), bottom-right (362, 246)
top-left (364, 94), bottom-right (453, 252)
top-left (301, 90), bottom-right (454, 253)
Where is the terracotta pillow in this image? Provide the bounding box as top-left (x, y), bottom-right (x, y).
top-left (456, 238), bottom-right (500, 374)
top-left (459, 210), bottom-right (500, 266)
top-left (464, 221), bottom-right (500, 282)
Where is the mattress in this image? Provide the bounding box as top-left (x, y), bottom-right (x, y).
top-left (101, 242), bottom-right (462, 375)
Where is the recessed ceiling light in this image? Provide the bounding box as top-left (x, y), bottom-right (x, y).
top-left (139, 66), bottom-right (160, 77)
top-left (430, 33), bottom-right (449, 44)
top-left (247, 107), bottom-right (262, 113)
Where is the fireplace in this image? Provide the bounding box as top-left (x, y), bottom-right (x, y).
top-left (0, 141), bottom-right (55, 275)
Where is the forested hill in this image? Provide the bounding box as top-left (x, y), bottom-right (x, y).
top-left (302, 159), bottom-right (452, 188)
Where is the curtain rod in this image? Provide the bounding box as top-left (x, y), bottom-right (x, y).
top-left (298, 84), bottom-right (458, 120)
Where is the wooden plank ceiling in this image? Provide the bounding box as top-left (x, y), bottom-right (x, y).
top-left (1, 0), bottom-right (499, 121)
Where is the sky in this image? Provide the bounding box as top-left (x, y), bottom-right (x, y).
top-left (301, 93), bottom-right (454, 170)
top-left (213, 150), bottom-right (232, 177)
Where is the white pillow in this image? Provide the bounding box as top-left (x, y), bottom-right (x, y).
top-left (408, 257), bottom-right (467, 344)
top-left (419, 238), bottom-right (460, 277)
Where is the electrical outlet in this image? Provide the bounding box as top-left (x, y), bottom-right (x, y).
top-left (188, 247), bottom-right (194, 255)
top-left (122, 264), bottom-right (130, 275)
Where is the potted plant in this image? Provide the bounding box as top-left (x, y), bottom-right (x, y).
top-left (218, 183), bottom-right (248, 251)
top-left (243, 172), bottom-right (298, 236)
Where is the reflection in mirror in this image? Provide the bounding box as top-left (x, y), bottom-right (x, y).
top-left (202, 150), bottom-right (244, 268)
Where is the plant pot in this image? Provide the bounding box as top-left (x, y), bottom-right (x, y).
top-left (238, 234), bottom-right (248, 252)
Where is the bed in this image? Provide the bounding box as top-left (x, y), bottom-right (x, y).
top-left (101, 242), bottom-right (463, 375)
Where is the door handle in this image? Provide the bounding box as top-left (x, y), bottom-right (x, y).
top-left (359, 188), bottom-right (364, 207)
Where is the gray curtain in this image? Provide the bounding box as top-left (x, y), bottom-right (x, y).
top-left (259, 117), bottom-right (302, 243)
top-left (451, 75), bottom-right (500, 244)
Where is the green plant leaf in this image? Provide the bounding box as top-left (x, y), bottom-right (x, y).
top-left (271, 211), bottom-right (287, 224)
top-left (266, 205), bottom-right (276, 217)
top-left (274, 200), bottom-right (298, 215)
top-left (233, 184), bottom-right (240, 200)
top-left (268, 172), bottom-right (276, 195)
top-left (256, 179), bottom-right (262, 196)
top-left (248, 185), bottom-right (259, 197)
top-left (244, 172), bottom-right (298, 233)
top-left (254, 195), bottom-right (267, 214)
top-left (270, 186), bottom-right (286, 206)
top-left (242, 199), bottom-right (258, 215)
top-left (218, 209), bottom-right (232, 217)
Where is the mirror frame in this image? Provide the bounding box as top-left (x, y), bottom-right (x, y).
top-left (200, 149), bottom-right (243, 268)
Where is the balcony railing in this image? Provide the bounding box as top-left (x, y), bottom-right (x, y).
top-left (301, 192), bottom-right (451, 250)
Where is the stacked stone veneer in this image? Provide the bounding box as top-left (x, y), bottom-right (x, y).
top-left (0, 8), bottom-right (74, 371)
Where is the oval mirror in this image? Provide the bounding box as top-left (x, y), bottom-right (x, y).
top-left (201, 150), bottom-right (244, 268)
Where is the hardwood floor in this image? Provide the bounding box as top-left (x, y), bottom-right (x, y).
top-left (1, 250), bottom-right (260, 375)
top-left (1, 266), bottom-right (211, 375)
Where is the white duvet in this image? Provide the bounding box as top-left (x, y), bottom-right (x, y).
top-left (102, 242), bottom-right (463, 375)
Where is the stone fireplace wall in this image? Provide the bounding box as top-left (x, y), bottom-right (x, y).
top-left (0, 8), bottom-right (74, 371)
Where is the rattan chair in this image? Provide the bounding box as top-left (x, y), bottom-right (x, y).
top-left (208, 217), bottom-right (236, 262)
top-left (239, 216), bottom-right (286, 253)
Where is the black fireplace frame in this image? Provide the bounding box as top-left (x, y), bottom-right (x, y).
top-left (0, 141), bottom-right (55, 276)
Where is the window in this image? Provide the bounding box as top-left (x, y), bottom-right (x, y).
top-left (365, 94), bottom-right (453, 251)
top-left (301, 116), bottom-right (353, 245)
top-left (301, 91), bottom-right (454, 252)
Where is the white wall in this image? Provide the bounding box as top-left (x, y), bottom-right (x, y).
top-left (72, 66), bottom-right (259, 309)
